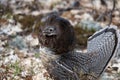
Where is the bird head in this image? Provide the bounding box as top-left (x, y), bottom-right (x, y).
top-left (39, 14), bottom-right (76, 55)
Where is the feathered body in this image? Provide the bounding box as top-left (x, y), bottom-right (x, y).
top-left (39, 14), bottom-right (119, 80)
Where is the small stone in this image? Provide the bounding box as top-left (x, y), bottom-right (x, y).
top-left (71, 1), bottom-right (80, 8)
top-left (25, 34), bottom-right (39, 47)
top-left (9, 36), bottom-right (27, 50)
top-left (112, 67), bottom-right (118, 72)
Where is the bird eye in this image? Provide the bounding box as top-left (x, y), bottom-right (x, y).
top-left (49, 27), bottom-right (55, 32)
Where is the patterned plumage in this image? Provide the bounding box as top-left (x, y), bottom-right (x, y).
top-left (39, 14), bottom-right (119, 80)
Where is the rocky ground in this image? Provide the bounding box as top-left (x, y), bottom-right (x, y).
top-left (0, 0), bottom-right (120, 80)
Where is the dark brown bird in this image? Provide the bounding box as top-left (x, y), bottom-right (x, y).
top-left (39, 14), bottom-right (119, 80)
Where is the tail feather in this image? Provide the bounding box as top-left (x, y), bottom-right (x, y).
top-left (86, 25), bottom-right (119, 77)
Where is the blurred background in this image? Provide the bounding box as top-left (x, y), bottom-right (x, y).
top-left (0, 0), bottom-right (120, 80)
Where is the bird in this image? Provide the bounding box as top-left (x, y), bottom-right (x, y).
top-left (39, 14), bottom-right (119, 80)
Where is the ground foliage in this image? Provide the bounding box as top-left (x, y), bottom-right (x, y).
top-left (0, 0), bottom-right (120, 80)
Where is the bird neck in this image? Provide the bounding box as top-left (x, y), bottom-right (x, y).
top-left (40, 47), bottom-right (59, 67)
top-left (39, 46), bottom-right (74, 68)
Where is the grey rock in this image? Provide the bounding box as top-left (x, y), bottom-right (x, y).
top-left (79, 20), bottom-right (102, 31)
top-left (9, 36), bottom-right (27, 50)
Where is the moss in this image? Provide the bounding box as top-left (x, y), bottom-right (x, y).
top-left (13, 14), bottom-right (43, 35)
top-left (9, 61), bottom-right (22, 76)
top-left (117, 72), bottom-right (120, 77)
top-left (14, 15), bottom-right (36, 28)
top-left (34, 53), bottom-right (40, 58)
top-left (0, 4), bottom-right (12, 18)
top-left (74, 24), bottom-right (96, 47)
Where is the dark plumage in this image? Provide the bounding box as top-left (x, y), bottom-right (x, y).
top-left (39, 14), bottom-right (119, 80)
top-left (39, 15), bottom-right (75, 54)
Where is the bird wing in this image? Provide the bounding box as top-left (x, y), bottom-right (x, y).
top-left (86, 25), bottom-right (119, 77)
